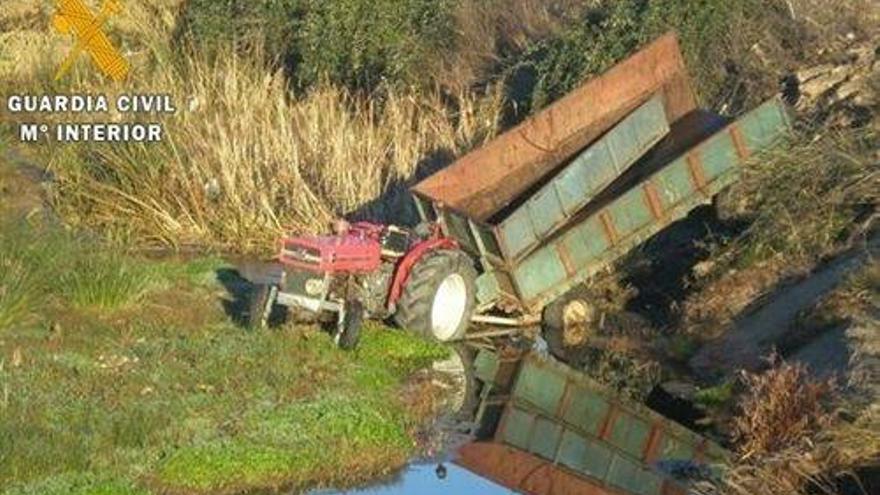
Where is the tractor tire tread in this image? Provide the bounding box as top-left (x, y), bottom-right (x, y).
top-left (394, 250), bottom-right (476, 341)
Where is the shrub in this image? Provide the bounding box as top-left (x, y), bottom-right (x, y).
top-left (176, 0), bottom-right (457, 91)
top-left (433, 0), bottom-right (585, 90)
top-left (732, 355), bottom-right (835, 457)
top-left (294, 0), bottom-right (456, 91)
top-left (500, 0), bottom-right (766, 115)
top-left (174, 0), bottom-right (303, 68)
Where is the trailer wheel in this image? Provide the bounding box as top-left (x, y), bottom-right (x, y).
top-left (336, 300), bottom-right (363, 351)
top-left (448, 344), bottom-right (480, 421)
top-left (394, 250), bottom-right (477, 342)
top-left (247, 284), bottom-right (278, 330)
top-left (541, 287), bottom-right (596, 361)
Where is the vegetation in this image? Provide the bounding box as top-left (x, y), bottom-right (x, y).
top-left (682, 128), bottom-right (878, 334)
top-left (1, 0), bottom-right (878, 493)
top-left (732, 356), bottom-right (835, 457)
top-left (2, 0), bottom-right (874, 253)
top-left (718, 299), bottom-right (879, 495)
top-left (0, 222), bottom-right (448, 494)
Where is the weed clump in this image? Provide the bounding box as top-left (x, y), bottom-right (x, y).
top-left (61, 253), bottom-right (161, 311)
top-left (732, 356), bottom-right (835, 458)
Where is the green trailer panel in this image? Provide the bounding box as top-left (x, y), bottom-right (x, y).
top-left (418, 98), bottom-right (790, 313)
top-left (608, 412), bottom-right (653, 458)
top-left (608, 186), bottom-right (655, 237)
top-left (555, 143), bottom-right (614, 214)
top-left (531, 416), bottom-right (565, 459)
top-left (493, 355), bottom-right (729, 494)
top-left (511, 98), bottom-right (790, 311)
top-left (512, 358), bottom-right (567, 414)
top-left (500, 406), bottom-right (533, 449)
top-left (574, 435), bottom-right (616, 480)
top-left (498, 96), bottom-right (670, 260)
top-left (500, 209), bottom-right (539, 260)
top-left (562, 217), bottom-right (611, 268)
top-left (562, 385), bottom-right (610, 436)
top-left (699, 132), bottom-right (739, 181)
top-left (739, 98), bottom-right (789, 150)
top-left (654, 157), bottom-right (695, 207)
top-left (512, 244), bottom-right (569, 301)
top-left (607, 455), bottom-right (664, 495)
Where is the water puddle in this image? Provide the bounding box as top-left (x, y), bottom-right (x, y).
top-left (310, 458), bottom-right (515, 495)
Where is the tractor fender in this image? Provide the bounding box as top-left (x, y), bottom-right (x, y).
top-left (386, 237), bottom-right (459, 311)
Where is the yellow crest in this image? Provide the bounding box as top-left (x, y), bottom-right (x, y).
top-left (53, 0), bottom-right (130, 82)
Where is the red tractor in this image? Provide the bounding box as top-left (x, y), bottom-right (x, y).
top-left (248, 221), bottom-right (478, 349)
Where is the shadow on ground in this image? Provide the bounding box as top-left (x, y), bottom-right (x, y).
top-left (216, 266), bottom-right (288, 328)
top-left (216, 267), bottom-right (253, 326)
top-left (345, 149), bottom-right (457, 226)
top-left (618, 205), bottom-right (748, 329)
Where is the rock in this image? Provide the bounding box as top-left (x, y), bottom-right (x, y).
top-left (693, 260), bottom-right (716, 279)
top-left (799, 65), bottom-right (851, 101)
top-left (836, 78), bottom-right (864, 102)
top-left (797, 64), bottom-right (836, 83)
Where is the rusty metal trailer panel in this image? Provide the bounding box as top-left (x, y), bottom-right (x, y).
top-left (499, 98), bottom-right (791, 311)
top-left (492, 95), bottom-right (670, 262)
top-left (492, 355), bottom-right (728, 495)
top-left (412, 33), bottom-right (697, 222)
top-left (416, 94), bottom-right (670, 266)
top-left (418, 97), bottom-right (791, 313)
top-left (456, 442), bottom-right (629, 495)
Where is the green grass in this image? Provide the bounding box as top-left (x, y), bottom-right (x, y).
top-left (0, 222), bottom-right (63, 329)
top-left (3, 472), bottom-right (149, 495)
top-left (0, 223), bottom-right (168, 326)
top-left (695, 381), bottom-right (736, 409)
top-left (0, 221), bottom-right (448, 494)
top-left (60, 254), bottom-right (163, 311)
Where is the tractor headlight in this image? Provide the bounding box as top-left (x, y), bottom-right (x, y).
top-left (305, 278), bottom-right (325, 296)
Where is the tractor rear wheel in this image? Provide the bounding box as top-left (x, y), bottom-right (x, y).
top-left (394, 250), bottom-right (477, 342)
top-left (541, 286), bottom-right (597, 362)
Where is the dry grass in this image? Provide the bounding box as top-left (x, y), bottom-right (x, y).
top-left (718, 404), bottom-right (879, 495)
top-left (3, 1), bottom-right (503, 253)
top-left (732, 355), bottom-right (836, 458)
top-left (709, 357), bottom-right (837, 495)
top-left (683, 129), bottom-right (878, 333)
top-left (716, 340), bottom-right (880, 495)
top-left (46, 59), bottom-right (502, 251)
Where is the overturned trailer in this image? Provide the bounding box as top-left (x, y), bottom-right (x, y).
top-left (411, 33), bottom-right (791, 344)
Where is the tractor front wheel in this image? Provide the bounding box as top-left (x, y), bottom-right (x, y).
top-left (247, 284), bottom-right (278, 330)
top-left (336, 300), bottom-right (364, 351)
top-left (394, 250), bottom-right (477, 342)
